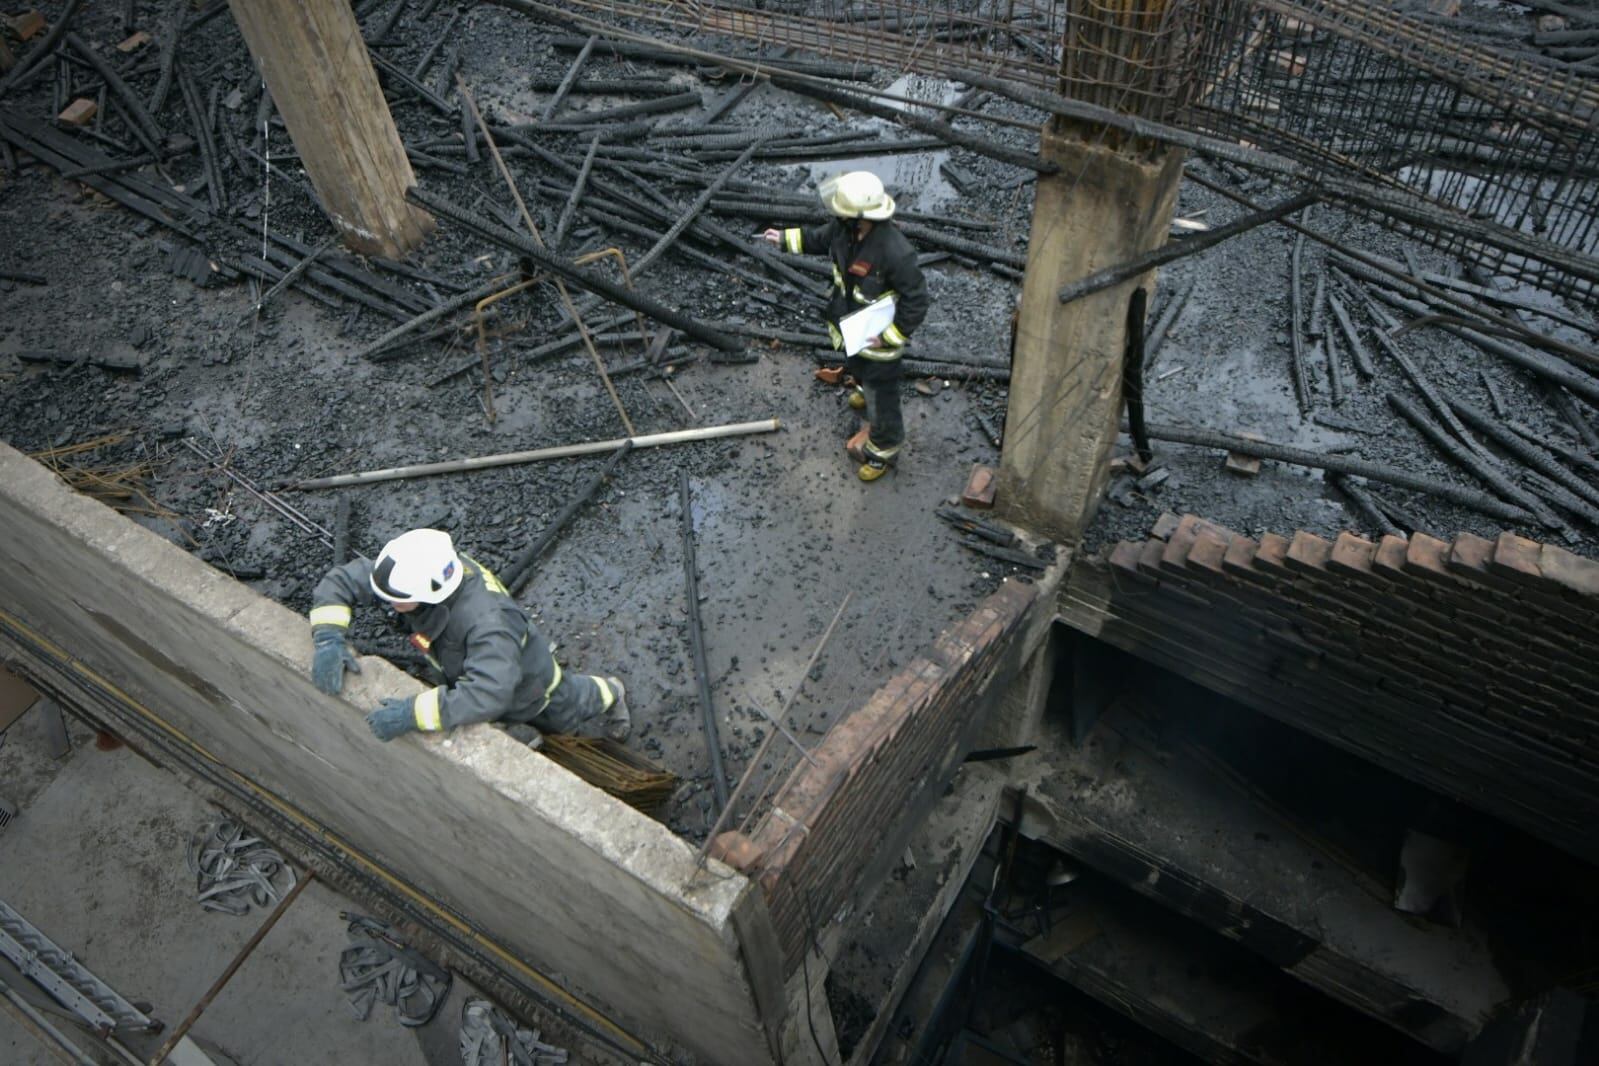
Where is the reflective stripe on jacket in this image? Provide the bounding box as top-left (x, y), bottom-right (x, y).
top-left (780, 218), bottom-right (929, 359)
top-left (310, 556), bottom-right (558, 731)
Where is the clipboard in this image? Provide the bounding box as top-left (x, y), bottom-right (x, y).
top-left (838, 295), bottom-right (897, 356)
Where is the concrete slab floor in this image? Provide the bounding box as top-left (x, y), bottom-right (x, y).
top-left (0, 712), bottom-right (453, 1066)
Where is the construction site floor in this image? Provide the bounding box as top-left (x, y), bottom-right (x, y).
top-left (0, 704), bottom-right (466, 1066)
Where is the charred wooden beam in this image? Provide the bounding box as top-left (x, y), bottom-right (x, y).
top-left (679, 470), bottom-right (730, 814)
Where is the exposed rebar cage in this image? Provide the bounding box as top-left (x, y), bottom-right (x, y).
top-left (518, 0), bottom-right (1597, 299)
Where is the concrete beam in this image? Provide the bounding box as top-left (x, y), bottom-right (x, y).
top-left (225, 0), bottom-right (433, 257)
top-left (997, 122), bottom-right (1184, 543)
top-left (0, 442), bottom-right (782, 1065)
top-left (1008, 708), bottom-right (1506, 1054)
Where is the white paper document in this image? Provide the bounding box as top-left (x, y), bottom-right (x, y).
top-left (837, 295), bottom-right (898, 356)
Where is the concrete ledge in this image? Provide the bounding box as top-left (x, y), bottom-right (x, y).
top-left (0, 442), bottom-right (779, 1064)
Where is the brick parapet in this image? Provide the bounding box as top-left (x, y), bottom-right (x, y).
top-left (1082, 513), bottom-right (1599, 862)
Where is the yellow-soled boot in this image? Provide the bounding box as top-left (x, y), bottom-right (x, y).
top-left (858, 457), bottom-right (892, 482)
top-left (847, 387), bottom-right (866, 411)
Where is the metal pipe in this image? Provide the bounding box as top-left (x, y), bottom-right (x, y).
top-left (147, 872), bottom-right (314, 1065)
top-left (292, 419), bottom-right (780, 489)
top-left (0, 976), bottom-right (96, 1065)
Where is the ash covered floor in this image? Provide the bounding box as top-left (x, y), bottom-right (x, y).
top-left (0, 2), bottom-right (1037, 840)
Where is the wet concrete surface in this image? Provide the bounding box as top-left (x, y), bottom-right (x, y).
top-left (0, 3), bottom-right (1036, 841)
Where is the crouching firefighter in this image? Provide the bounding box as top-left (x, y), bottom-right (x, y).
top-left (762, 170), bottom-right (930, 482)
top-left (306, 528), bottom-right (630, 746)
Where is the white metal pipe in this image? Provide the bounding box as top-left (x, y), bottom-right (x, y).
top-left (292, 418), bottom-right (782, 489)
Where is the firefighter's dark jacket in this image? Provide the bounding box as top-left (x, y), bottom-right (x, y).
top-left (781, 218), bottom-right (929, 357)
top-left (309, 556), bottom-right (558, 731)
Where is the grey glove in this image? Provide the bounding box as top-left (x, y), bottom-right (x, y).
top-left (311, 627), bottom-right (361, 695)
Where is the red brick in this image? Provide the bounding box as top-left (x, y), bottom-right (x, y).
top-left (1285, 530), bottom-right (1332, 573)
top-left (1151, 512), bottom-right (1181, 541)
top-left (1255, 532), bottom-right (1292, 575)
top-left (961, 464), bottom-right (996, 509)
top-left (1161, 517), bottom-right (1199, 568)
top-left (1372, 535), bottom-right (1409, 579)
top-left (8, 11), bottom-right (45, 40)
top-left (1491, 532), bottom-right (1544, 584)
top-left (1222, 535), bottom-right (1260, 580)
top-left (1187, 532), bottom-right (1228, 574)
top-left (57, 98), bottom-right (97, 126)
top-left (1328, 532), bottom-right (1376, 576)
top-left (1136, 537), bottom-right (1166, 580)
top-left (1538, 545), bottom-right (1599, 600)
top-left (1448, 533), bottom-right (1495, 577)
top-left (116, 31), bottom-right (151, 53)
top-left (1107, 540), bottom-right (1144, 576)
top-left (1403, 532), bottom-right (1454, 586)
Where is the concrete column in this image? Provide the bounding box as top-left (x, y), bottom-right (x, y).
top-left (997, 121), bottom-right (1184, 543)
top-left (227, 0), bottom-right (433, 257)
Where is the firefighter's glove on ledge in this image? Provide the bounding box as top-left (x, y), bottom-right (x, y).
top-left (311, 627), bottom-right (361, 695)
top-left (368, 698), bottom-right (419, 742)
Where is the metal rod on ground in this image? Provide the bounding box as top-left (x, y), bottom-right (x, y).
top-left (746, 703), bottom-right (821, 770)
top-left (693, 593), bottom-right (852, 875)
top-left (1326, 292), bottom-right (1375, 378)
top-left (291, 419), bottom-right (780, 489)
top-left (411, 8), bottom-right (461, 79)
top-left (358, 277), bottom-right (510, 361)
top-left (1122, 288), bottom-right (1152, 463)
top-left (184, 438), bottom-right (340, 545)
top-left (1289, 216), bottom-right (1312, 414)
top-left (1448, 398), bottom-right (1599, 512)
top-left (540, 34), bottom-right (595, 121)
top-left (409, 184), bottom-right (743, 353)
top-left (1182, 169), bottom-right (1599, 369)
top-left (551, 131), bottom-right (600, 250)
top-left (332, 494), bottom-right (351, 565)
top-left (147, 872), bottom-right (313, 1065)
top-left (1144, 277), bottom-right (1194, 368)
top-left (1386, 393), bottom-right (1562, 530)
top-left (242, 234), bottom-right (336, 321)
top-left (1328, 474), bottom-right (1402, 537)
top-left (505, 441), bottom-right (632, 594)
top-left (457, 77), bottom-right (635, 437)
top-left (630, 141), bottom-right (762, 276)
top-left (1058, 191), bottom-right (1318, 307)
top-left (1347, 284), bottom-right (1497, 464)
top-left (679, 471), bottom-right (730, 816)
top-left (1138, 421), bottom-right (1531, 522)
top-left (766, 71), bottom-right (1051, 174)
top-left (1324, 327), bottom-right (1346, 407)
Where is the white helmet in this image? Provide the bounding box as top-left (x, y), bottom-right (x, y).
top-left (818, 171), bottom-right (895, 221)
top-left (370, 529), bottom-right (463, 604)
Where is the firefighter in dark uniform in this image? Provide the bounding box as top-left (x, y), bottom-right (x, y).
top-left (762, 170), bottom-right (930, 481)
top-left (307, 528), bottom-right (630, 745)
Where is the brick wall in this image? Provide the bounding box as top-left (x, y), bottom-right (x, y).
top-left (712, 578), bottom-right (1042, 974)
top-left (1061, 513), bottom-right (1599, 864)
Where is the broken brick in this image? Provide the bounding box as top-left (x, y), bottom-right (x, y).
top-left (960, 464), bottom-right (996, 509)
top-left (1538, 545), bottom-right (1599, 599)
top-left (1286, 530), bottom-right (1332, 573)
top-left (1224, 450), bottom-right (1262, 477)
top-left (1151, 511), bottom-right (1181, 541)
top-left (1187, 532), bottom-right (1228, 574)
top-left (1372, 534), bottom-right (1409, 579)
top-left (1403, 532), bottom-right (1453, 586)
top-left (1328, 532), bottom-right (1376, 576)
top-left (1448, 533), bottom-right (1495, 578)
top-left (8, 11), bottom-right (45, 41)
top-left (116, 31), bottom-right (151, 53)
top-left (1490, 532), bottom-right (1543, 584)
top-left (57, 98), bottom-right (97, 126)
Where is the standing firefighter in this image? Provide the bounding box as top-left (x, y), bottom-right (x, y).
top-left (307, 528), bottom-right (630, 746)
top-left (763, 170), bottom-right (930, 481)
